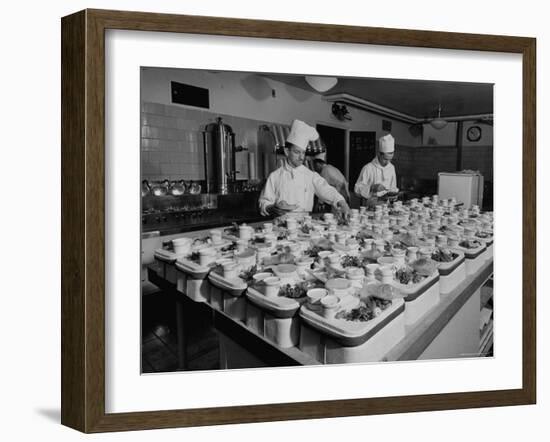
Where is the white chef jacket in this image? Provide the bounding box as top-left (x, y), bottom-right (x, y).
top-left (259, 161), bottom-right (344, 216)
top-left (354, 156), bottom-right (398, 199)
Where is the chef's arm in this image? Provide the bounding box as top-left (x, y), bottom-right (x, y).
top-left (312, 173), bottom-right (346, 207)
top-left (354, 166), bottom-right (374, 199)
top-left (258, 176), bottom-right (276, 216)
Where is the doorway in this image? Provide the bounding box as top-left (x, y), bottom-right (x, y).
top-left (349, 131), bottom-right (376, 192)
top-left (316, 124), bottom-right (347, 179)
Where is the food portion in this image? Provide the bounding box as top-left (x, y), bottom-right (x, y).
top-left (278, 281), bottom-right (313, 299)
top-left (335, 297), bottom-right (392, 322)
top-left (340, 255), bottom-right (362, 268)
top-left (476, 231), bottom-right (492, 239)
top-left (239, 265), bottom-right (258, 283)
top-left (459, 239), bottom-right (483, 249)
top-left (431, 248), bottom-right (458, 263)
top-left (395, 267), bottom-right (424, 285)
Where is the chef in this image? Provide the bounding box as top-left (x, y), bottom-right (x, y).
top-left (312, 151), bottom-right (351, 203)
top-left (354, 133), bottom-right (399, 205)
top-left (259, 119), bottom-right (350, 218)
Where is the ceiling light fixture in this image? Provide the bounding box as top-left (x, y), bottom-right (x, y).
top-left (305, 76), bottom-right (338, 93)
top-left (430, 104), bottom-right (448, 130)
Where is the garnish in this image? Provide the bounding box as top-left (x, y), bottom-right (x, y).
top-left (341, 255), bottom-right (361, 268)
top-left (238, 265), bottom-right (258, 283)
top-left (431, 249), bottom-right (458, 263)
top-left (335, 297), bottom-right (392, 322)
top-left (278, 282), bottom-right (308, 299)
top-left (395, 267), bottom-right (423, 285)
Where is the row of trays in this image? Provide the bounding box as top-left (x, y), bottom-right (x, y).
top-left (152, 237), bottom-right (492, 363)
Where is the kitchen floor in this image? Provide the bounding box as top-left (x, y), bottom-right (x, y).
top-left (142, 288), bottom-right (221, 373)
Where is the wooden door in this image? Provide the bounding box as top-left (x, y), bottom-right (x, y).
top-left (349, 131), bottom-right (376, 190)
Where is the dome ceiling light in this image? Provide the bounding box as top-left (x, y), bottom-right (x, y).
top-left (305, 76), bottom-right (338, 93)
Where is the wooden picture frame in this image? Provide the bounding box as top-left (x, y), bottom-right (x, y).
top-left (61, 9), bottom-right (536, 433)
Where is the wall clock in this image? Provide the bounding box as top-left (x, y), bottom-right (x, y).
top-left (467, 125), bottom-right (482, 142)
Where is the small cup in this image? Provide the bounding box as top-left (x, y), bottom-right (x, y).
top-left (236, 239), bottom-right (248, 253)
top-left (447, 235), bottom-right (460, 248)
top-left (210, 229), bottom-right (223, 244)
top-left (239, 224), bottom-right (253, 240)
top-left (379, 265), bottom-right (394, 284)
top-left (391, 247), bottom-right (406, 264)
top-left (365, 263), bottom-right (379, 280)
top-left (436, 234), bottom-right (448, 246)
top-left (223, 263), bottom-right (238, 280)
top-left (252, 272), bottom-right (272, 284)
top-left (346, 267), bottom-right (365, 288)
top-left (263, 276), bottom-right (281, 297)
top-left (418, 247), bottom-right (433, 260)
top-left (307, 288), bottom-right (328, 312)
top-left (406, 246), bottom-right (419, 262)
top-left (328, 253), bottom-right (340, 266)
top-left (336, 232), bottom-right (346, 245)
top-left (321, 294), bottom-right (340, 319)
top-left (199, 247), bottom-right (216, 267)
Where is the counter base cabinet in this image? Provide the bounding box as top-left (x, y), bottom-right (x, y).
top-left (264, 314), bottom-right (301, 349)
top-left (479, 279), bottom-right (494, 356)
top-left (418, 288), bottom-right (480, 360)
top-left (325, 317), bottom-right (406, 364)
top-left (218, 333), bottom-right (266, 370)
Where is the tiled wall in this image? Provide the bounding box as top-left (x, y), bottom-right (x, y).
top-left (141, 101), bottom-right (494, 187)
top-left (393, 144), bottom-right (493, 184)
top-left (141, 102), bottom-right (265, 182)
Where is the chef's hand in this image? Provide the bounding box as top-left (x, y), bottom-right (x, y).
top-left (336, 200), bottom-right (351, 222)
top-left (371, 183), bottom-right (386, 193)
top-left (268, 200), bottom-right (298, 216)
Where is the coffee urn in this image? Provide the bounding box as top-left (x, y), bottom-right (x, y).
top-left (202, 117), bottom-right (238, 194)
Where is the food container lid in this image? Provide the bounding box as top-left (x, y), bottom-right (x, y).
top-left (263, 276), bottom-right (281, 286)
top-left (307, 288), bottom-right (328, 301)
top-left (199, 247), bottom-right (216, 255)
top-left (252, 272), bottom-right (273, 282)
top-left (274, 263), bottom-right (297, 275)
top-left (325, 278), bottom-right (351, 290)
top-left (321, 294), bottom-right (339, 308)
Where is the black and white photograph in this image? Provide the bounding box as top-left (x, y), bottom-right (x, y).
top-left (141, 67), bottom-right (494, 373)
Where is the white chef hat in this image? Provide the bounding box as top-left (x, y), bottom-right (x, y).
top-left (313, 152), bottom-right (327, 162)
top-left (378, 134), bottom-right (395, 153)
top-left (286, 119), bottom-right (319, 151)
